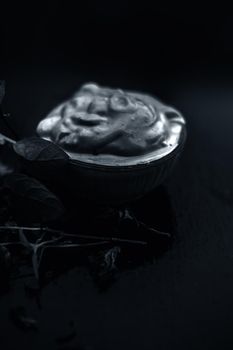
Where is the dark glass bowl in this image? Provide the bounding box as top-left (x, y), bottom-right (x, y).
top-left (66, 127), bottom-right (186, 205)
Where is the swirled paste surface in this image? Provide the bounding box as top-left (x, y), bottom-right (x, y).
top-left (37, 83), bottom-right (185, 162)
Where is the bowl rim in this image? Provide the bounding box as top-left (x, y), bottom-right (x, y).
top-left (68, 127), bottom-right (187, 171)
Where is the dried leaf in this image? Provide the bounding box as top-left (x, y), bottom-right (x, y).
top-left (9, 306), bottom-right (38, 331)
top-left (88, 246), bottom-right (121, 290)
top-left (3, 173), bottom-right (64, 223)
top-left (13, 136), bottom-right (69, 166)
top-left (118, 208), bottom-right (171, 243)
top-left (103, 246), bottom-right (121, 271)
top-left (0, 162), bottom-right (13, 177)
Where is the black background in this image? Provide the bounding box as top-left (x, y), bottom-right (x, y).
top-left (2, 2), bottom-right (233, 80)
top-left (1, 2), bottom-right (233, 350)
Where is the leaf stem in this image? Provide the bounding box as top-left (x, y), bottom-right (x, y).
top-left (0, 226), bottom-right (148, 245)
top-left (0, 132), bottom-right (16, 144)
top-left (0, 226), bottom-right (42, 231)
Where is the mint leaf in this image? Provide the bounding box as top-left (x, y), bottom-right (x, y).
top-left (3, 173), bottom-right (64, 223)
top-left (13, 137), bottom-right (69, 166)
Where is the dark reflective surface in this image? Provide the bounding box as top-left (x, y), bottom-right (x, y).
top-left (2, 4), bottom-right (233, 349)
top-left (2, 63), bottom-right (233, 350)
